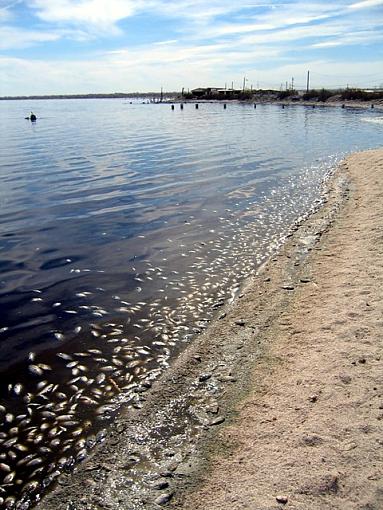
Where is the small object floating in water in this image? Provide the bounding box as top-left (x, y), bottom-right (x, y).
top-left (25, 112), bottom-right (37, 121)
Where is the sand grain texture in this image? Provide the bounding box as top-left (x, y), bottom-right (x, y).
top-left (176, 149), bottom-right (383, 510)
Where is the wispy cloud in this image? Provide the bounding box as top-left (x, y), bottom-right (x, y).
top-left (0, 25), bottom-right (61, 49)
top-left (348, 0), bottom-right (383, 9)
top-left (312, 29), bottom-right (383, 47)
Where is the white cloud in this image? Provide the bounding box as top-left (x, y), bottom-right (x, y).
top-left (348, 0), bottom-right (383, 9)
top-left (28, 0), bottom-right (140, 28)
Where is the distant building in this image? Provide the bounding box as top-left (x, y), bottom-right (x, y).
top-left (190, 87), bottom-right (243, 98)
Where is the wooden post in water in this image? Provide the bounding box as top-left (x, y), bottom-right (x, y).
top-left (195, 103), bottom-right (199, 109)
top-left (171, 105), bottom-right (175, 110)
top-left (180, 104), bottom-right (184, 110)
top-left (224, 104), bottom-right (227, 109)
top-left (254, 104), bottom-right (256, 109)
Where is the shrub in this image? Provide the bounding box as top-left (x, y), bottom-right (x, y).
top-left (278, 90), bottom-right (295, 99)
top-left (341, 88), bottom-right (383, 101)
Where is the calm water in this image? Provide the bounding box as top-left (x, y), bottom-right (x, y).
top-left (0, 99), bottom-right (382, 507)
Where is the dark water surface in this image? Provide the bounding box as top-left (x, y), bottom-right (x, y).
top-left (0, 99), bottom-right (382, 507)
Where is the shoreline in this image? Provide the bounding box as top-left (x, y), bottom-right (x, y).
top-left (35, 148), bottom-right (382, 509)
top-left (165, 99), bottom-right (383, 110)
top-left (174, 148), bottom-right (383, 510)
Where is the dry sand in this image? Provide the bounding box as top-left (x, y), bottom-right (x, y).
top-left (38, 149), bottom-right (383, 510)
top-left (175, 149), bottom-right (383, 510)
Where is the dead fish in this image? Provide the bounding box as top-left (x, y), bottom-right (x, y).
top-left (56, 415), bottom-right (74, 422)
top-left (29, 365), bottom-right (43, 376)
top-left (72, 428), bottom-right (83, 437)
top-left (3, 471), bottom-right (15, 484)
top-left (57, 353), bottom-right (72, 360)
top-left (38, 363), bottom-right (52, 371)
top-left (41, 411), bottom-right (56, 419)
top-left (48, 427), bottom-right (60, 438)
top-left (16, 454), bottom-right (35, 466)
top-left (12, 383), bottom-right (23, 396)
top-left (96, 373), bottom-right (106, 384)
top-left (5, 414), bottom-right (14, 423)
top-left (26, 457), bottom-right (43, 468)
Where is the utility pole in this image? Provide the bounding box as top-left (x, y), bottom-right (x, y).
top-left (231, 81), bottom-right (234, 90)
top-left (306, 70), bottom-right (310, 93)
top-left (286, 81), bottom-right (288, 91)
top-left (243, 76), bottom-right (246, 92)
top-left (160, 86), bottom-right (163, 102)
top-left (291, 77), bottom-right (294, 91)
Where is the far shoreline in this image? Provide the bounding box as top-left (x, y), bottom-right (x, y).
top-left (1, 93), bottom-right (382, 111)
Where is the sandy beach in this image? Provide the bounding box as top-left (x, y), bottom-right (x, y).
top-left (38, 148), bottom-right (383, 510)
top-left (174, 148), bottom-right (383, 510)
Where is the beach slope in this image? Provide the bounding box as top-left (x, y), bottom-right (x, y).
top-left (175, 149), bottom-right (383, 509)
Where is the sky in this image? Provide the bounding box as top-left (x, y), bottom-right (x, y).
top-left (0, 0), bottom-right (382, 95)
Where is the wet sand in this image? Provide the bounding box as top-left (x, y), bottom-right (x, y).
top-left (38, 148), bottom-right (383, 510)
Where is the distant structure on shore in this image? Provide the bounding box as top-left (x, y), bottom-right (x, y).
top-left (185, 86), bottom-right (383, 103)
top-left (191, 87), bottom-right (243, 99)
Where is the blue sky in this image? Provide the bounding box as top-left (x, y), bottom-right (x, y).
top-left (0, 0), bottom-right (382, 95)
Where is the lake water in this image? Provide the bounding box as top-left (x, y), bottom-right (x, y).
top-left (0, 99), bottom-right (382, 507)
